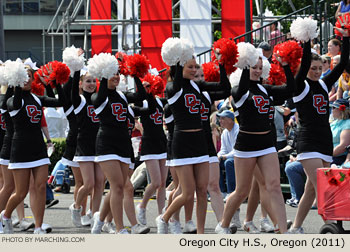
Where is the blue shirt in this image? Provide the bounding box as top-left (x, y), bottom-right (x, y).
top-left (340, 1), bottom-right (350, 13)
top-left (331, 119), bottom-right (350, 156)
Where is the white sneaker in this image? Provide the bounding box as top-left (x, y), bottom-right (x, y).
top-left (136, 204), bottom-right (147, 225)
top-left (117, 228), bottom-right (129, 234)
top-left (215, 222), bottom-right (231, 234)
top-left (0, 221), bottom-right (3, 234)
top-left (1, 210), bottom-right (13, 234)
top-left (91, 212), bottom-right (104, 234)
top-left (81, 215), bottom-right (91, 226)
top-left (169, 220), bottom-right (182, 234)
top-left (33, 228), bottom-right (46, 234)
top-left (131, 224), bottom-right (150, 234)
top-left (12, 216), bottom-right (19, 227)
top-left (230, 209), bottom-right (242, 229)
top-left (69, 203), bottom-right (82, 227)
top-left (19, 218), bottom-right (35, 231)
top-left (288, 226), bottom-right (305, 234)
top-left (243, 221), bottom-right (260, 234)
top-left (260, 217), bottom-right (274, 233)
top-left (183, 220), bottom-right (196, 233)
top-left (41, 223), bottom-right (52, 233)
top-left (156, 215), bottom-right (168, 234)
top-left (102, 222), bottom-right (116, 234)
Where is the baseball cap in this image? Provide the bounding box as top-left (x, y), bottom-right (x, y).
top-left (330, 99), bottom-right (349, 110)
top-left (258, 41), bottom-right (272, 51)
top-left (217, 110), bottom-right (235, 121)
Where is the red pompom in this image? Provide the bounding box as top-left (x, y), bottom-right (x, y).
top-left (202, 61), bottom-right (220, 82)
top-left (31, 79), bottom-right (45, 96)
top-left (141, 73), bottom-right (165, 97)
top-left (335, 13), bottom-right (350, 38)
top-left (51, 62), bottom-right (70, 85)
top-left (267, 63), bottom-right (286, 86)
top-left (211, 38), bottom-right (238, 74)
top-left (272, 40), bottom-right (302, 75)
top-left (126, 54), bottom-right (150, 78)
top-left (115, 52), bottom-right (130, 76)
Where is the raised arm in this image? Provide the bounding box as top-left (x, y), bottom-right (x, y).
top-left (40, 81), bottom-right (67, 107)
top-left (63, 71), bottom-right (80, 104)
top-left (91, 78), bottom-right (108, 108)
top-left (323, 37), bottom-right (350, 89)
top-left (231, 68), bottom-right (251, 103)
top-left (7, 86), bottom-right (23, 112)
top-left (2, 86), bottom-right (14, 110)
top-left (197, 64), bottom-right (231, 93)
top-left (166, 64), bottom-right (183, 99)
top-left (45, 84), bottom-right (55, 98)
top-left (71, 72), bottom-right (82, 108)
top-left (295, 40), bottom-right (311, 94)
top-left (124, 76), bottom-right (147, 103)
top-left (132, 93), bottom-right (157, 117)
top-left (264, 64), bottom-right (295, 97)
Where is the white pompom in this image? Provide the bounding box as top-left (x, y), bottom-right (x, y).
top-left (63, 45), bottom-right (86, 76)
top-left (161, 37), bottom-right (182, 66)
top-left (0, 65), bottom-right (7, 86)
top-left (236, 42), bottom-right (259, 69)
top-left (261, 59), bottom-right (271, 80)
top-left (229, 69), bottom-right (243, 87)
top-left (290, 17), bottom-right (318, 42)
top-left (4, 59), bottom-right (29, 87)
top-left (179, 38), bottom-right (195, 66)
top-left (87, 53), bottom-right (119, 80)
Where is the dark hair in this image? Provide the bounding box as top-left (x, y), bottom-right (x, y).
top-left (329, 38), bottom-right (342, 48)
top-left (166, 66), bottom-right (176, 81)
top-left (311, 53), bottom-right (322, 62)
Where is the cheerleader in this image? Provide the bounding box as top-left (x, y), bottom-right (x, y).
top-left (69, 70), bottom-right (104, 227)
top-left (215, 46), bottom-right (294, 234)
top-left (289, 29), bottom-right (350, 233)
top-left (135, 82), bottom-right (168, 225)
top-left (90, 66), bottom-right (146, 233)
top-left (0, 64), bottom-right (66, 234)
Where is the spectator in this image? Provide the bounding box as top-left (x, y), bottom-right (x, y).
top-left (269, 22), bottom-right (284, 47)
top-left (335, 0), bottom-right (350, 19)
top-left (216, 110), bottom-right (239, 201)
top-left (330, 99), bottom-right (350, 165)
top-left (336, 62), bottom-right (350, 99)
top-left (258, 42), bottom-right (273, 61)
top-left (327, 39), bottom-right (342, 69)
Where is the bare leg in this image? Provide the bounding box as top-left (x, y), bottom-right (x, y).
top-left (207, 162), bottom-right (224, 222)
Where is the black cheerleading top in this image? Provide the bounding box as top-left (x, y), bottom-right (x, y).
top-left (72, 79), bottom-right (100, 140)
top-left (91, 77), bottom-right (147, 129)
top-left (0, 87), bottom-right (14, 158)
top-left (293, 38), bottom-right (349, 154)
top-left (231, 64), bottom-right (294, 133)
top-left (164, 103), bottom-right (174, 140)
top-left (0, 95), bottom-right (7, 146)
top-left (200, 65), bottom-right (231, 133)
top-left (166, 64), bottom-right (231, 131)
top-left (7, 84), bottom-right (65, 163)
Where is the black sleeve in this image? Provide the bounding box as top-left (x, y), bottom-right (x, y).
top-left (323, 37), bottom-right (350, 89)
top-left (197, 64), bottom-right (231, 93)
top-left (124, 77), bottom-right (147, 103)
top-left (91, 78), bottom-right (108, 108)
top-left (72, 71), bottom-right (82, 108)
top-left (159, 97), bottom-right (168, 106)
top-left (264, 65), bottom-right (295, 97)
top-left (132, 93), bottom-right (157, 116)
top-left (231, 68), bottom-right (250, 103)
top-left (295, 40), bottom-right (311, 95)
top-left (7, 86), bottom-right (23, 111)
top-left (2, 87), bottom-right (14, 110)
top-left (63, 71), bottom-right (79, 104)
top-left (166, 64), bottom-right (183, 98)
top-left (40, 82), bottom-right (67, 107)
top-left (45, 84), bottom-right (55, 98)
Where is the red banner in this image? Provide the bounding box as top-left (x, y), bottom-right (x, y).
top-left (141, 0), bottom-right (172, 71)
top-left (91, 0), bottom-right (111, 55)
top-left (222, 0), bottom-right (253, 41)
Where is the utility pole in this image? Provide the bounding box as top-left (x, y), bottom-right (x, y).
top-left (0, 2), bottom-right (5, 61)
top-left (245, 0), bottom-right (251, 42)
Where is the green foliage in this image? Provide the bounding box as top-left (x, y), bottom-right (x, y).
top-left (259, 0), bottom-right (314, 16)
top-left (48, 138), bottom-right (66, 173)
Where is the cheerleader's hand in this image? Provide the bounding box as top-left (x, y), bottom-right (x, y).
top-left (214, 48), bottom-right (222, 62)
top-left (77, 48), bottom-right (84, 57)
top-left (274, 52), bottom-right (288, 66)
